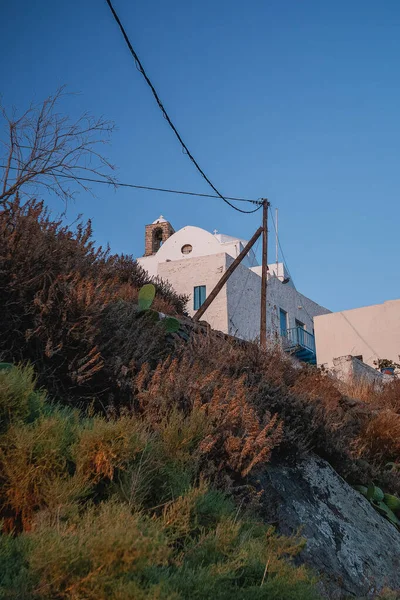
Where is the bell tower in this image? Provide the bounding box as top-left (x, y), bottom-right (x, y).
top-left (144, 216), bottom-right (175, 256)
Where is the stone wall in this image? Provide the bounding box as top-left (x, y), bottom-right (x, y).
top-left (144, 221), bottom-right (175, 256)
top-left (325, 355), bottom-right (395, 385)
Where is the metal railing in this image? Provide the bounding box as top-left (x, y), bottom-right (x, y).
top-left (282, 326), bottom-right (316, 353)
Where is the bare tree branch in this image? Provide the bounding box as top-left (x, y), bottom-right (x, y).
top-left (0, 88), bottom-right (116, 207)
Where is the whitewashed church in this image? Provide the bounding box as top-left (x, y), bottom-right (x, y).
top-left (137, 216), bottom-right (330, 363)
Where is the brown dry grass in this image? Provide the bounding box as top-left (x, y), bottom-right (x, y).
top-left (2, 198), bottom-right (400, 499)
top-left (0, 198), bottom-right (187, 408)
top-left (135, 356), bottom-right (283, 482)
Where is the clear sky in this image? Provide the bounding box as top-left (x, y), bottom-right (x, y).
top-left (1, 0), bottom-right (399, 312)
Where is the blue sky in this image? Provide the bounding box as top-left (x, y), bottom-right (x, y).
top-left (1, 0), bottom-right (399, 312)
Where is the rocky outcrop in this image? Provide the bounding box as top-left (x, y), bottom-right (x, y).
top-left (261, 456), bottom-right (400, 598)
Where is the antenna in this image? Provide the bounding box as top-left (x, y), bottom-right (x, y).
top-left (275, 207), bottom-right (279, 278)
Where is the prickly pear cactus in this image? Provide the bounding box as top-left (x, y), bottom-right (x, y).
top-left (354, 483), bottom-right (400, 530)
top-left (138, 284), bottom-right (156, 311)
top-left (163, 317), bottom-right (180, 334)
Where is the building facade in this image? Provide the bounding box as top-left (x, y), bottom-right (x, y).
top-left (314, 299), bottom-right (400, 370)
top-left (137, 216), bottom-right (330, 362)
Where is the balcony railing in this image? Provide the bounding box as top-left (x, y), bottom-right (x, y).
top-left (281, 326), bottom-right (316, 362)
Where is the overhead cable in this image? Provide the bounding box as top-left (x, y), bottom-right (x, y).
top-left (269, 206), bottom-right (294, 282)
top-left (104, 0), bottom-right (261, 215)
top-left (270, 205), bottom-right (321, 327)
top-left (0, 164), bottom-right (261, 204)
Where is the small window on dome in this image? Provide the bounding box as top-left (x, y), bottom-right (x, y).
top-left (181, 244), bottom-right (193, 254)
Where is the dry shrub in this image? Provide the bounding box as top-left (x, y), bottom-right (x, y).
top-left (136, 356), bottom-right (283, 482)
top-left (290, 365), bottom-right (343, 407)
top-left (178, 337), bottom-right (358, 466)
top-left (198, 380), bottom-right (282, 478)
top-left (0, 198), bottom-right (187, 407)
top-left (372, 379), bottom-right (400, 413)
top-left (321, 375), bottom-right (400, 471)
top-left (73, 416), bottom-right (151, 483)
top-left (3, 197), bottom-right (400, 500)
top-left (338, 376), bottom-right (381, 403)
top-left (354, 409), bottom-right (400, 463)
top-left (146, 334), bottom-right (400, 491)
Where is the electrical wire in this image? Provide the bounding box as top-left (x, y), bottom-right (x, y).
top-left (269, 205), bottom-right (317, 326)
top-left (0, 164), bottom-right (262, 205)
top-left (269, 206), bottom-right (294, 283)
top-left (104, 0), bottom-right (261, 215)
top-left (339, 312), bottom-right (379, 358)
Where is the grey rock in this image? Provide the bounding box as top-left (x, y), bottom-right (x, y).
top-left (261, 456), bottom-right (400, 598)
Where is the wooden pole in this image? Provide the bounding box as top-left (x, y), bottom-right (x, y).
top-left (193, 225), bottom-right (264, 322)
top-left (260, 199), bottom-right (269, 347)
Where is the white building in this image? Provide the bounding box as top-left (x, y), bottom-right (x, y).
top-left (315, 299), bottom-right (400, 370)
top-left (137, 216), bottom-right (330, 363)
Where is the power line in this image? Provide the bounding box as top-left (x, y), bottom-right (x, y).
top-left (269, 205), bottom-right (316, 326)
top-left (104, 0), bottom-right (260, 215)
top-left (0, 164), bottom-right (262, 205)
top-left (339, 312), bottom-right (379, 358)
top-left (269, 206), bottom-right (294, 283)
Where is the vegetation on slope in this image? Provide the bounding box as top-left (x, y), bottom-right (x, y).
top-left (0, 365), bottom-right (319, 600)
top-left (1, 198), bottom-right (400, 598)
top-left (0, 199), bottom-right (187, 408)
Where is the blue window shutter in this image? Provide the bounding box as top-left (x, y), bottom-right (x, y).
top-left (279, 309), bottom-right (287, 337)
top-left (200, 286), bottom-right (206, 306)
top-left (194, 285), bottom-right (206, 310)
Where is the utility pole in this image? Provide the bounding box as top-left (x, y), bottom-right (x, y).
top-left (260, 199), bottom-right (270, 347)
top-left (193, 226), bottom-right (263, 322)
top-left (275, 207), bottom-right (279, 278)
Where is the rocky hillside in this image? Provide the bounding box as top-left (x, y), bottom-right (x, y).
top-left (1, 200), bottom-right (400, 599)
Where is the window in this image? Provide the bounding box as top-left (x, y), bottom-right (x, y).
top-left (193, 285), bottom-right (206, 310)
top-left (181, 244), bottom-right (193, 254)
top-left (279, 309), bottom-right (287, 337)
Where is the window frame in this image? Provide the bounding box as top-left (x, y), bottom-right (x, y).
top-left (279, 308), bottom-right (288, 337)
top-left (193, 285), bottom-right (206, 310)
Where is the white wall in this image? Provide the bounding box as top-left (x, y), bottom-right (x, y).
top-left (137, 225), bottom-right (257, 276)
top-left (158, 253), bottom-right (229, 332)
top-left (251, 262), bottom-right (293, 284)
top-left (328, 355), bottom-right (387, 384)
top-left (315, 299), bottom-right (400, 368)
top-left (136, 220), bottom-right (330, 345)
top-left (226, 259), bottom-right (262, 340)
top-left (226, 256), bottom-right (330, 342)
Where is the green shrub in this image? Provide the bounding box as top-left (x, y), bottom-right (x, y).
top-left (73, 415), bottom-right (151, 484)
top-left (0, 406), bottom-right (83, 528)
top-left (0, 365), bottom-right (45, 432)
top-left (0, 493), bottom-right (319, 600)
top-left (0, 534), bottom-right (34, 600)
top-left (0, 366), bottom-right (320, 599)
